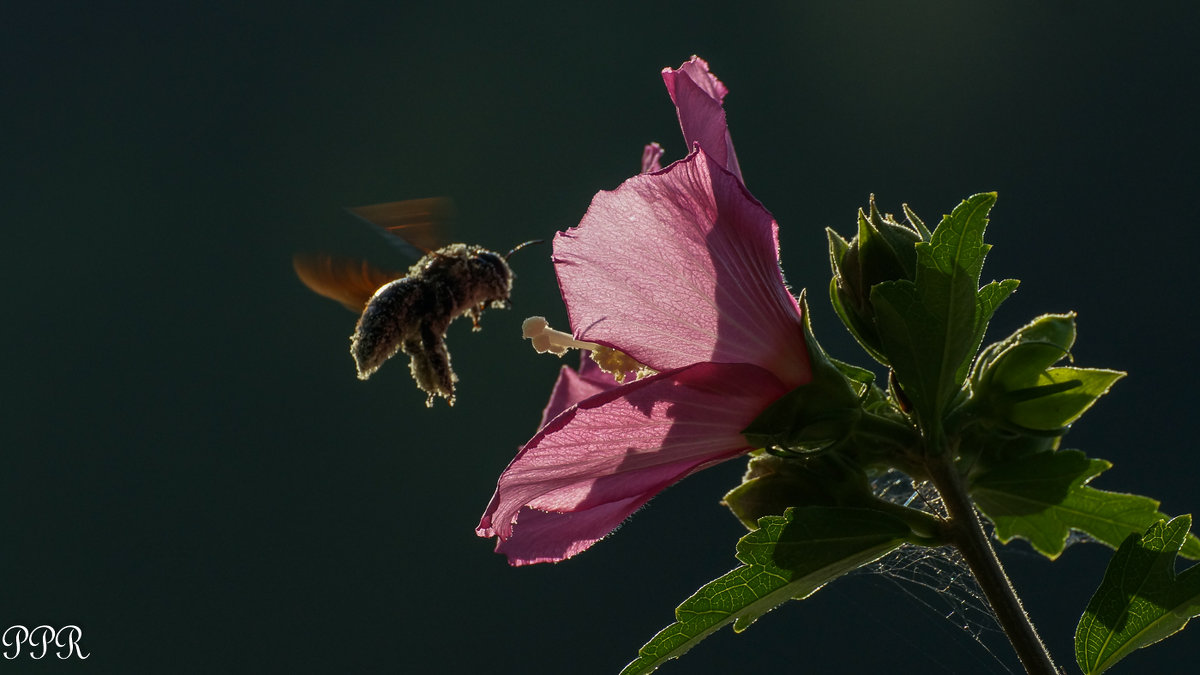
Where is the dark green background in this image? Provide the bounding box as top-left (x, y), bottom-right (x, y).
top-left (4, 2), bottom-right (1198, 672)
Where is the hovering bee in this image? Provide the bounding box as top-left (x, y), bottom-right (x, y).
top-left (293, 198), bottom-right (540, 407)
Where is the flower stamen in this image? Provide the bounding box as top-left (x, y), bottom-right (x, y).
top-left (522, 316), bottom-right (653, 382)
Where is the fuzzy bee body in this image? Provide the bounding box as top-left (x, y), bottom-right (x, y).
top-left (351, 243), bottom-right (514, 405)
top-left (293, 198), bottom-right (532, 407)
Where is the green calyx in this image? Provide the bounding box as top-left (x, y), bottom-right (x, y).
top-left (732, 294), bottom-right (926, 529)
top-left (741, 292), bottom-right (913, 458)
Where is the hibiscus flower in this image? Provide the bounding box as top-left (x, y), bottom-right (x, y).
top-left (476, 57), bottom-right (812, 565)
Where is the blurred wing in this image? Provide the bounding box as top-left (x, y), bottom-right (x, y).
top-left (292, 254), bottom-right (401, 312)
top-left (346, 197), bottom-right (454, 260)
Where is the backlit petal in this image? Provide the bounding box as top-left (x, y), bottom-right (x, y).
top-left (554, 148), bottom-right (811, 387)
top-left (538, 354), bottom-right (620, 429)
top-left (662, 56), bottom-right (742, 181)
top-left (477, 361), bottom-right (789, 565)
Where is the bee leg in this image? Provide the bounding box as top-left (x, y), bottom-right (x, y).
top-left (350, 278), bottom-right (416, 380)
top-left (408, 322), bottom-right (457, 407)
top-left (468, 304), bottom-right (484, 331)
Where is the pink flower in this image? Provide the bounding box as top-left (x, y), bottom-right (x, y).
top-left (476, 58), bottom-right (811, 565)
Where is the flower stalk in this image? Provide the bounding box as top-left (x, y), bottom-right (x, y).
top-left (924, 448), bottom-right (1061, 675)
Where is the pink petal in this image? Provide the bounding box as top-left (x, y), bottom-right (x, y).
top-left (538, 353), bottom-right (620, 429)
top-left (662, 56), bottom-right (743, 182)
top-left (477, 361), bottom-right (789, 565)
top-left (554, 148), bottom-right (811, 387)
top-left (491, 502), bottom-right (640, 565)
top-left (640, 142), bottom-right (664, 173)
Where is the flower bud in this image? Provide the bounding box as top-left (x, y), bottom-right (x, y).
top-left (722, 452), bottom-right (871, 529)
top-left (828, 196), bottom-right (928, 364)
top-left (966, 313), bottom-right (1123, 435)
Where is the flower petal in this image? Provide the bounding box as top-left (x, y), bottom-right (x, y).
top-left (554, 148), bottom-right (811, 387)
top-left (477, 361), bottom-right (789, 565)
top-left (538, 353), bottom-right (620, 429)
top-left (490, 502), bottom-right (639, 566)
top-left (662, 56), bottom-right (743, 181)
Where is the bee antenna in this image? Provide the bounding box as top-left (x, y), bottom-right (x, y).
top-left (504, 239), bottom-right (545, 260)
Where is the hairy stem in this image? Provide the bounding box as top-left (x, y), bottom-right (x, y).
top-left (924, 452), bottom-right (1061, 675)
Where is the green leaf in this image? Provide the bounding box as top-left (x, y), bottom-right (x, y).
top-left (1075, 516), bottom-right (1200, 674)
top-left (621, 507), bottom-right (911, 675)
top-left (971, 449), bottom-right (1200, 560)
top-left (871, 192), bottom-right (997, 428)
top-left (1008, 366), bottom-right (1125, 431)
top-left (829, 358), bottom-right (875, 387)
top-left (962, 278), bottom-right (1019, 383)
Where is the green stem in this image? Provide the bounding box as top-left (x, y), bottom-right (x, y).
top-left (924, 452), bottom-right (1061, 675)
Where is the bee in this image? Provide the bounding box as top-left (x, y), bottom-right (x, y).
top-left (293, 198), bottom-right (540, 407)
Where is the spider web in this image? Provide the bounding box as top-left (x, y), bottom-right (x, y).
top-left (846, 470), bottom-right (1023, 674)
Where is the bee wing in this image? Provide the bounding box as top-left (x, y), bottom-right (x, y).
top-left (292, 254), bottom-right (401, 312)
top-left (346, 197), bottom-right (454, 261)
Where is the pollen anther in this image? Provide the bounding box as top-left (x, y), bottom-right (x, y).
top-left (522, 317), bottom-right (653, 382)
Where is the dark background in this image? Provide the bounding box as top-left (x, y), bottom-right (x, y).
top-left (3, 2), bottom-right (1198, 672)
